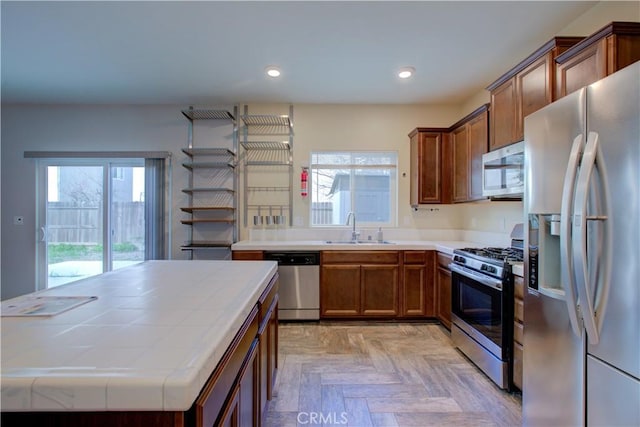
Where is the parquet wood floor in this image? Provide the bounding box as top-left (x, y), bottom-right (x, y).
top-left (263, 321), bottom-right (522, 427)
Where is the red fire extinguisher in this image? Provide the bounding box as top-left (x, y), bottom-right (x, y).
top-left (301, 167), bottom-right (308, 197)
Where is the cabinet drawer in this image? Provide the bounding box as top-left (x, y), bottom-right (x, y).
top-left (322, 251), bottom-right (399, 264)
top-left (437, 253), bottom-right (452, 269)
top-left (194, 306), bottom-right (259, 427)
top-left (403, 251), bottom-right (426, 264)
top-left (259, 274), bottom-right (279, 326)
top-left (514, 297), bottom-right (524, 323)
top-left (513, 341), bottom-right (523, 391)
top-left (514, 320), bottom-right (524, 345)
top-left (514, 276), bottom-right (524, 299)
top-left (232, 250), bottom-right (264, 260)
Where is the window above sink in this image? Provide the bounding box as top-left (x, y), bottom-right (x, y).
top-left (310, 151), bottom-right (398, 228)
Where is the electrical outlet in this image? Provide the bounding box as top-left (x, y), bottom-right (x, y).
top-left (13, 216), bottom-right (24, 225)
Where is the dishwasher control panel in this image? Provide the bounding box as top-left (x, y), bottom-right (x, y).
top-left (263, 251), bottom-right (320, 265)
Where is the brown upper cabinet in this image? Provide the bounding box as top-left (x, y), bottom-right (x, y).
top-left (487, 37), bottom-right (584, 150)
top-left (449, 104), bottom-right (489, 203)
top-left (555, 22), bottom-right (640, 99)
top-left (408, 128), bottom-right (450, 205)
top-left (408, 105), bottom-right (488, 206)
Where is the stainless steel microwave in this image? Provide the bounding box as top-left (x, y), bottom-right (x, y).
top-left (482, 141), bottom-right (524, 198)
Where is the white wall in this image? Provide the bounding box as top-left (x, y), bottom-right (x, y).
top-left (0, 104), bottom-right (230, 299)
top-left (239, 103), bottom-right (463, 240)
top-left (559, 1), bottom-right (640, 35)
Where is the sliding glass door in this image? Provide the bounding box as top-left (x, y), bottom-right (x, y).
top-left (37, 159), bottom-right (146, 289)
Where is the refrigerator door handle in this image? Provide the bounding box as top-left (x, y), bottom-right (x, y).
top-left (572, 131), bottom-right (613, 345)
top-left (560, 134), bottom-right (584, 337)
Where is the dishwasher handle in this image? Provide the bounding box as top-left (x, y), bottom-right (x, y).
top-left (263, 251), bottom-right (320, 266)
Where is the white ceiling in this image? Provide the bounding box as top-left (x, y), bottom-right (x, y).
top-left (1, 1), bottom-right (598, 105)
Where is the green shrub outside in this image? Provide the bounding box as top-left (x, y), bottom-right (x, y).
top-left (48, 242), bottom-right (139, 263)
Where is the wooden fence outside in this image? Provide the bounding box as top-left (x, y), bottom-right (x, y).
top-left (46, 202), bottom-right (144, 245)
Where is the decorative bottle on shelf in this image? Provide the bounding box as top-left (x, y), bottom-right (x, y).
top-left (376, 227), bottom-right (384, 243)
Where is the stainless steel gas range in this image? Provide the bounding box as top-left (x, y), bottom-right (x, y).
top-left (449, 228), bottom-right (523, 390)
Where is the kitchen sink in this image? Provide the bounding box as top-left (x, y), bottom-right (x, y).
top-left (325, 240), bottom-right (395, 245)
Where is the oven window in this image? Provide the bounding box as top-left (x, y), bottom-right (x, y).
top-left (452, 273), bottom-right (503, 347)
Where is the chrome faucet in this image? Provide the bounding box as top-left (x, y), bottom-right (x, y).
top-left (346, 212), bottom-right (359, 242)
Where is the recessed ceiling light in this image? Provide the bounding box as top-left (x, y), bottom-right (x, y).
top-left (398, 67), bottom-right (415, 79)
top-left (265, 66), bottom-right (281, 78)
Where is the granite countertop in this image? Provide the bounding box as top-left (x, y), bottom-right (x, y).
top-left (0, 260), bottom-right (277, 412)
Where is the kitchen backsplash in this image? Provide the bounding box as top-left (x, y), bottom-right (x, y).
top-left (246, 200), bottom-right (522, 247)
top-left (247, 226), bottom-right (512, 247)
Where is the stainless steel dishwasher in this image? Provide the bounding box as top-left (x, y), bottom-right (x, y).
top-left (263, 251), bottom-right (320, 320)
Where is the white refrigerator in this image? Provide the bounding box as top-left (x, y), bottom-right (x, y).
top-left (523, 61), bottom-right (640, 426)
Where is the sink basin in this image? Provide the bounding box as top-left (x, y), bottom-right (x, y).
top-left (325, 240), bottom-right (395, 245)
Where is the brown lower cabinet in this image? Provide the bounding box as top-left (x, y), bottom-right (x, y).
top-left (320, 250), bottom-right (443, 321)
top-left (435, 253), bottom-right (453, 329)
top-left (321, 251), bottom-right (399, 318)
top-left (400, 251), bottom-right (436, 317)
top-left (219, 339), bottom-right (259, 427)
top-left (513, 275), bottom-right (525, 391)
top-left (233, 248), bottom-right (449, 325)
top-left (232, 250), bottom-right (264, 260)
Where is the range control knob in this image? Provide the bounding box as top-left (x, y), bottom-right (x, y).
top-left (481, 264), bottom-right (497, 274)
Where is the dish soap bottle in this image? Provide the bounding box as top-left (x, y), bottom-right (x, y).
top-left (376, 227), bottom-right (384, 243)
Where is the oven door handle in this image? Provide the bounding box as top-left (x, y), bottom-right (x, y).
top-left (449, 263), bottom-right (503, 291)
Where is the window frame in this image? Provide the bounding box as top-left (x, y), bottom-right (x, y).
top-left (309, 150), bottom-right (398, 228)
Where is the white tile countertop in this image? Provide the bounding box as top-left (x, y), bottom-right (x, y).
top-left (0, 260), bottom-right (277, 412)
top-left (232, 239), bottom-right (524, 276)
top-left (231, 239), bottom-right (479, 255)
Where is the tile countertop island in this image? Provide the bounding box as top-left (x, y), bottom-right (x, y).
top-left (231, 240), bottom-right (524, 276)
top-left (0, 260), bottom-right (277, 413)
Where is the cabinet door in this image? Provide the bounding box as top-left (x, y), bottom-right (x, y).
top-left (517, 53), bottom-right (553, 140)
top-left (361, 265), bottom-right (399, 316)
top-left (513, 342), bottom-right (524, 391)
top-left (401, 251), bottom-right (436, 317)
top-left (321, 265), bottom-right (361, 317)
top-left (451, 124), bottom-right (469, 203)
top-left (410, 132), bottom-right (443, 204)
top-left (258, 296), bottom-right (278, 417)
top-left (490, 78), bottom-right (518, 150)
top-left (556, 39), bottom-right (607, 98)
top-left (436, 266), bottom-right (452, 329)
top-left (467, 111), bottom-right (488, 201)
top-left (238, 341), bottom-right (259, 427)
top-left (402, 264), bottom-right (427, 316)
top-left (267, 298), bottom-right (278, 400)
top-left (218, 386), bottom-right (240, 427)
